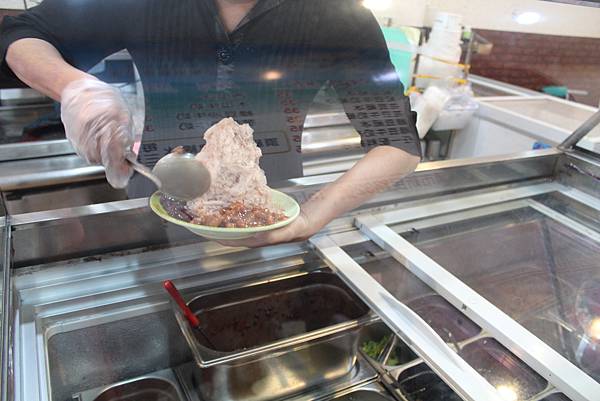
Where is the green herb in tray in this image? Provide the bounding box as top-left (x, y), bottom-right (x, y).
top-left (361, 335), bottom-right (391, 360)
top-left (361, 335), bottom-right (410, 366)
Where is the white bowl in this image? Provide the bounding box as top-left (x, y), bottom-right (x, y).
top-left (149, 190), bottom-right (300, 240)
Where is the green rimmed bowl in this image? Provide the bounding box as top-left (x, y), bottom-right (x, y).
top-left (149, 190), bottom-right (300, 240)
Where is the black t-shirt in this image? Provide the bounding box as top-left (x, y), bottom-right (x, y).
top-left (0, 0), bottom-right (420, 195)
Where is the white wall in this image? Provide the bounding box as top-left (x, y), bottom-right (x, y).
top-left (369, 0), bottom-right (600, 38)
top-left (426, 0), bottom-right (600, 38)
top-left (0, 0), bottom-right (24, 10)
top-left (369, 0), bottom-right (426, 28)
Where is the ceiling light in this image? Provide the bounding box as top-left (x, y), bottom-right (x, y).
top-left (263, 70), bottom-right (283, 81)
top-left (513, 11), bottom-right (542, 25)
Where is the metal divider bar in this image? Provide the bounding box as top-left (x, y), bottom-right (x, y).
top-left (10, 198), bottom-right (149, 227)
top-left (355, 216), bottom-right (599, 401)
top-left (373, 183), bottom-right (556, 225)
top-left (310, 236), bottom-right (504, 401)
top-left (328, 200), bottom-right (531, 249)
top-left (388, 200), bottom-right (530, 236)
top-left (558, 185), bottom-right (600, 213)
top-left (527, 200), bottom-right (600, 244)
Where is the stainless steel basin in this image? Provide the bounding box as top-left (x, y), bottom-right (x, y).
top-left (396, 363), bottom-right (462, 401)
top-left (539, 393), bottom-right (571, 401)
top-left (73, 369), bottom-right (186, 401)
top-left (47, 310), bottom-right (192, 401)
top-left (332, 388), bottom-right (396, 401)
top-left (87, 379), bottom-right (179, 401)
top-left (459, 338), bottom-right (548, 400)
top-left (172, 271), bottom-right (375, 401)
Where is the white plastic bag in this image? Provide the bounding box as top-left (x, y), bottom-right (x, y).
top-left (432, 84), bottom-right (479, 131)
top-left (411, 86), bottom-right (452, 138)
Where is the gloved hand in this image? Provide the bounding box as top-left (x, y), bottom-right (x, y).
top-left (60, 78), bottom-right (135, 188)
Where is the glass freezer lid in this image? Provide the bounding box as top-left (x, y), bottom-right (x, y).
top-left (312, 182), bottom-right (600, 401)
top-left (343, 241), bottom-right (550, 401)
top-left (398, 204), bottom-right (600, 383)
top-left (485, 99), bottom-right (600, 139)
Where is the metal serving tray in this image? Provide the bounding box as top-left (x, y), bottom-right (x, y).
top-left (395, 363), bottom-right (462, 401)
top-left (539, 393), bottom-right (571, 401)
top-left (72, 368), bottom-right (186, 401)
top-left (406, 295), bottom-right (482, 344)
top-left (360, 318), bottom-right (550, 401)
top-left (171, 271), bottom-right (376, 401)
top-left (327, 384), bottom-right (397, 401)
top-left (459, 337), bottom-right (548, 400)
top-left (358, 322), bottom-right (418, 369)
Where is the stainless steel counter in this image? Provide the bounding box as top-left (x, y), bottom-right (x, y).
top-left (4, 148), bottom-right (600, 401)
top-left (3, 75), bottom-right (600, 401)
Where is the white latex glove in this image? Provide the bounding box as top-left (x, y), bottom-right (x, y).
top-left (60, 78), bottom-right (135, 188)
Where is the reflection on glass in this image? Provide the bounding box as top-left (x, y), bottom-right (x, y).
top-left (459, 338), bottom-right (547, 401)
top-left (407, 294), bottom-right (481, 343)
top-left (262, 70), bottom-right (283, 81)
top-left (496, 385), bottom-right (519, 401)
top-left (575, 279), bottom-right (600, 343)
top-left (588, 319), bottom-right (600, 341)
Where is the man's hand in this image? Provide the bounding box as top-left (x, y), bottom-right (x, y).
top-left (218, 146), bottom-right (420, 248)
top-left (218, 211), bottom-right (314, 248)
top-left (61, 79), bottom-right (135, 188)
top-left (6, 39), bottom-right (135, 188)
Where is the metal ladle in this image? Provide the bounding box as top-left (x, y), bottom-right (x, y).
top-left (126, 149), bottom-right (211, 200)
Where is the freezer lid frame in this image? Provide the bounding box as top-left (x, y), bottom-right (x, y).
top-left (559, 109), bottom-right (600, 152)
top-left (2, 149), bottom-right (586, 401)
top-left (0, 211), bottom-right (12, 401)
top-left (311, 180), bottom-right (600, 401)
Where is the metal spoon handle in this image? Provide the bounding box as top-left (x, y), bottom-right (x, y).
top-left (126, 153), bottom-right (162, 189)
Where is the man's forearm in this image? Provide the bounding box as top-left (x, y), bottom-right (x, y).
top-left (302, 146), bottom-right (420, 230)
top-left (6, 38), bottom-right (92, 101)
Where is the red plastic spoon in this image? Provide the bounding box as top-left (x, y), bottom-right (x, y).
top-left (163, 280), bottom-right (200, 328)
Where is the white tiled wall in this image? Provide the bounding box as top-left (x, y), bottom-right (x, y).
top-left (0, 0), bottom-right (23, 10)
top-left (370, 0), bottom-right (600, 38)
top-left (369, 0), bottom-right (426, 28)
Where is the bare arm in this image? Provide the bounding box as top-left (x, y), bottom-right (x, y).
top-left (301, 146), bottom-right (419, 229)
top-left (6, 38), bottom-right (93, 101)
top-left (220, 146), bottom-right (419, 247)
top-left (7, 37), bottom-right (135, 188)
